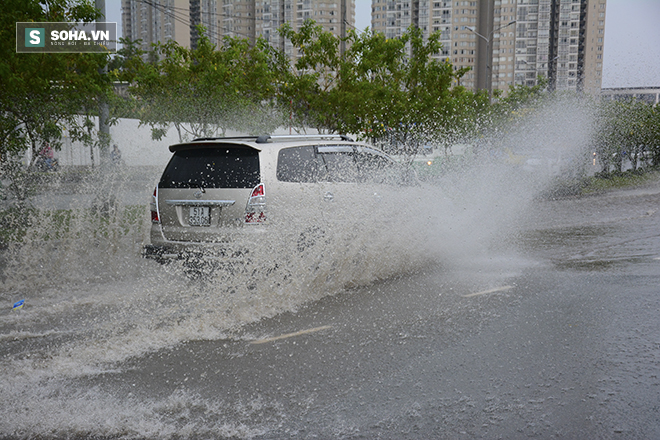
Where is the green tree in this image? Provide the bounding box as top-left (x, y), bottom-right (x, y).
top-left (108, 37), bottom-right (146, 87)
top-left (0, 0), bottom-right (111, 161)
top-left (632, 101), bottom-right (660, 170)
top-left (131, 28), bottom-right (287, 142)
top-left (482, 75), bottom-right (550, 136)
top-left (648, 105), bottom-right (660, 168)
top-left (105, 39), bottom-right (145, 120)
top-left (592, 98), bottom-right (659, 174)
top-left (279, 22), bottom-right (482, 156)
top-left (277, 21), bottom-right (346, 133)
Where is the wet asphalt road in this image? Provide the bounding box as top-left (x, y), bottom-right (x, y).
top-left (86, 181), bottom-right (660, 439)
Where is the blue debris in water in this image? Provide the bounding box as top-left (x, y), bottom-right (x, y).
top-left (12, 300), bottom-right (25, 310)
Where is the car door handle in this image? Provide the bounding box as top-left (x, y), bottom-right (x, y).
top-left (323, 192), bottom-right (334, 202)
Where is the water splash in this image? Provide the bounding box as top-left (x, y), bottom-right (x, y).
top-left (0, 96), bottom-right (596, 437)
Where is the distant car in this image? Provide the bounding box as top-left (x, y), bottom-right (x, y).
top-left (520, 149), bottom-right (563, 176)
top-left (143, 134), bottom-right (416, 264)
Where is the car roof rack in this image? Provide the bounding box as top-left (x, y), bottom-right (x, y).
top-left (190, 134), bottom-right (355, 144)
top-left (255, 134), bottom-right (355, 143)
top-left (191, 136), bottom-right (260, 142)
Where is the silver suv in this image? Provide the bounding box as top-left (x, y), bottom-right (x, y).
top-left (143, 134), bottom-right (413, 263)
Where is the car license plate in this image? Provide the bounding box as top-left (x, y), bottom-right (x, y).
top-left (189, 206), bottom-right (210, 226)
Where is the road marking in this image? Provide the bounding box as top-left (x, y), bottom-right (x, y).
top-left (461, 285), bottom-right (514, 298)
top-left (250, 325), bottom-right (333, 345)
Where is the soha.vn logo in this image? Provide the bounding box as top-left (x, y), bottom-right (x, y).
top-left (24, 27), bottom-right (111, 48)
top-left (50, 29), bottom-right (111, 42)
top-left (25, 28), bottom-right (45, 47)
top-left (17, 22), bottom-right (117, 53)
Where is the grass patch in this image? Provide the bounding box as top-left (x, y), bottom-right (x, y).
top-left (0, 204), bottom-right (146, 246)
top-left (581, 169), bottom-right (660, 195)
top-left (0, 205), bottom-right (35, 245)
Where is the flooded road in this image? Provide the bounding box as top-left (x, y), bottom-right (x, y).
top-left (2, 173), bottom-right (660, 439)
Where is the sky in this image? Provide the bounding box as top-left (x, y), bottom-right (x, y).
top-left (104, 0), bottom-right (660, 89)
top-left (600, 0), bottom-right (660, 88)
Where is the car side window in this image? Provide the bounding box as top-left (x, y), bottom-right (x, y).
top-left (276, 144), bottom-right (411, 185)
top-left (277, 146), bottom-right (324, 182)
top-left (319, 151), bottom-right (359, 183)
top-left (356, 148), bottom-right (402, 185)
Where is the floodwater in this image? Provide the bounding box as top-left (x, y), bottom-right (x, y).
top-left (2, 111), bottom-right (659, 437)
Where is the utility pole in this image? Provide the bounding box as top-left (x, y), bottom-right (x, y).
top-left (340, 0), bottom-right (347, 55)
top-left (466, 20), bottom-right (516, 100)
top-left (95, 0), bottom-right (111, 164)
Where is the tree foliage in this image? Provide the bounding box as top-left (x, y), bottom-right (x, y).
top-left (481, 75), bottom-right (550, 138)
top-left (279, 22), bottom-right (486, 154)
top-left (593, 98), bottom-right (660, 173)
top-left (108, 37), bottom-right (146, 84)
top-left (130, 28), bottom-right (288, 142)
top-left (124, 21), bottom-right (490, 155)
top-left (5, 7), bottom-right (657, 175)
top-left (0, 0), bottom-right (111, 161)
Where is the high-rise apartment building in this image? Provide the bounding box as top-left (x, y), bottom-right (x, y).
top-left (122, 0), bottom-right (354, 57)
top-left (190, 0), bottom-right (220, 49)
top-left (121, 0), bottom-right (604, 94)
top-left (370, 0), bottom-right (606, 95)
top-left (216, 0), bottom-right (354, 58)
top-left (122, 0), bottom-right (191, 52)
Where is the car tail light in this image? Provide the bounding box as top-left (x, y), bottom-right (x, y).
top-left (245, 183), bottom-right (266, 223)
top-left (150, 186), bottom-right (160, 223)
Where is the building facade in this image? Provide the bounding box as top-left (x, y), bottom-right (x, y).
top-left (122, 0), bottom-right (354, 57)
top-left (601, 87), bottom-right (660, 105)
top-left (252, 0), bottom-right (354, 56)
top-left (369, 0), bottom-right (607, 95)
top-left (121, 0), bottom-right (605, 94)
top-left (122, 0), bottom-right (191, 52)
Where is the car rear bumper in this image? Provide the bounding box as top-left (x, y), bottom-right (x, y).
top-left (143, 244), bottom-right (180, 261)
top-left (143, 243), bottom-right (248, 263)
top-left (145, 222), bottom-right (268, 263)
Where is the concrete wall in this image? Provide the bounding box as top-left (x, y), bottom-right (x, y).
top-left (58, 118), bottom-right (181, 168)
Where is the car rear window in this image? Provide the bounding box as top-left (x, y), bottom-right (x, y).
top-left (159, 146), bottom-right (260, 189)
